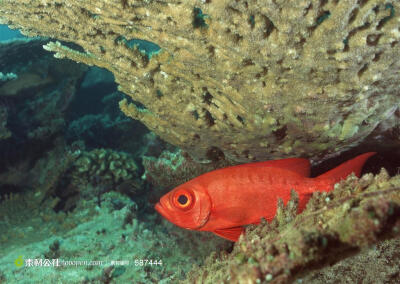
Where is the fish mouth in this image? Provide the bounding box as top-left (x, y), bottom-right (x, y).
top-left (155, 202), bottom-right (173, 222)
top-left (155, 202), bottom-right (164, 215)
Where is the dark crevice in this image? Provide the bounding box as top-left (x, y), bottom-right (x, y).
top-left (319, 0), bottom-right (328, 7)
top-left (249, 15), bottom-right (255, 29)
top-left (348, 8), bottom-right (359, 24)
top-left (316, 11), bottom-right (331, 25)
top-left (262, 16), bottom-right (276, 39)
top-left (366, 34), bottom-right (382, 46)
top-left (203, 90), bottom-right (213, 105)
top-left (372, 52), bottom-right (382, 62)
top-left (273, 126), bottom-right (288, 141)
top-left (343, 22), bottom-right (371, 51)
top-left (358, 0), bottom-right (369, 8)
top-left (236, 115), bottom-right (245, 125)
top-left (192, 110), bottom-right (199, 120)
top-left (206, 147), bottom-right (225, 161)
top-left (203, 109), bottom-right (215, 126)
top-left (156, 90), bottom-right (163, 99)
top-left (304, 3), bottom-right (313, 16)
top-left (233, 33), bottom-right (243, 43)
top-left (208, 45), bottom-right (215, 57)
top-left (193, 7), bottom-right (208, 29)
top-left (357, 64), bottom-right (369, 78)
top-left (256, 67), bottom-right (268, 79)
top-left (377, 3), bottom-right (395, 30)
top-left (242, 58), bottom-right (254, 67)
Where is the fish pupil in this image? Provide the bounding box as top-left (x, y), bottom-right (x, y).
top-left (178, 195), bottom-right (188, 205)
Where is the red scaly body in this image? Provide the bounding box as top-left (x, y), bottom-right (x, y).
top-left (155, 152), bottom-right (375, 241)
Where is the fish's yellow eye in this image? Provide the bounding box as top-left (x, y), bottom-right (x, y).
top-left (173, 189), bottom-right (194, 210)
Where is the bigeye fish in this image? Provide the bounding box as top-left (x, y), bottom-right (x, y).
top-left (155, 152), bottom-right (376, 241)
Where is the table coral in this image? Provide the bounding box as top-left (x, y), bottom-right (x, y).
top-left (184, 170), bottom-right (400, 283)
top-left (0, 1), bottom-right (399, 162)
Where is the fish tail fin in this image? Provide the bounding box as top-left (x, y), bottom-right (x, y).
top-left (316, 152), bottom-right (376, 183)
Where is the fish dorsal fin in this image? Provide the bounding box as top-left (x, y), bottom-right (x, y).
top-left (243, 158), bottom-right (311, 177)
top-left (213, 227), bottom-right (244, 242)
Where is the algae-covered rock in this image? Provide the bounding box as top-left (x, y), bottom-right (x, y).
top-left (0, 1), bottom-right (399, 162)
top-left (0, 189), bottom-right (229, 283)
top-left (185, 170), bottom-right (400, 283)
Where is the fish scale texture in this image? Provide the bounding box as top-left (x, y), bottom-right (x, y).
top-left (0, 0), bottom-right (399, 161)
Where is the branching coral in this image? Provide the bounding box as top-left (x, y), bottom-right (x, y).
top-left (184, 170), bottom-right (400, 283)
top-left (0, 1), bottom-right (399, 162)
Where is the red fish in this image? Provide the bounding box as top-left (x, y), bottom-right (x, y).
top-left (155, 152), bottom-right (376, 242)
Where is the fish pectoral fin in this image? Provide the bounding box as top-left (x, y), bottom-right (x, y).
top-left (213, 227), bottom-right (244, 242)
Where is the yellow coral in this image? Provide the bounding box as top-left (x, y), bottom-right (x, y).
top-left (1, 1), bottom-right (399, 161)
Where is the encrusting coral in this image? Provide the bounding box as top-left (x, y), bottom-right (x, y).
top-left (184, 170), bottom-right (400, 283)
top-left (0, 1), bottom-right (399, 162)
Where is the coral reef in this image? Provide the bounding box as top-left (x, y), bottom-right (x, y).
top-left (299, 237), bottom-right (400, 283)
top-left (0, 186), bottom-right (229, 283)
top-left (185, 170), bottom-right (400, 283)
top-left (1, 1), bottom-right (399, 162)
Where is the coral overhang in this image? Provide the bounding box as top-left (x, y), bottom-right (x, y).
top-left (0, 0), bottom-right (399, 161)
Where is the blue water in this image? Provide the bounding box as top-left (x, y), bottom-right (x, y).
top-left (0, 24), bottom-right (24, 41)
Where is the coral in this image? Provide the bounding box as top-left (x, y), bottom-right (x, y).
top-left (71, 148), bottom-right (139, 188)
top-left (299, 237), bottom-right (400, 283)
top-left (0, 188), bottom-right (229, 283)
top-left (0, 1), bottom-right (399, 162)
top-left (184, 170), bottom-right (400, 283)
top-left (0, 105), bottom-right (11, 140)
top-left (142, 149), bottom-right (232, 190)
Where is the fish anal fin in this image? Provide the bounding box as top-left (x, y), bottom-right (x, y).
top-left (214, 227), bottom-right (244, 242)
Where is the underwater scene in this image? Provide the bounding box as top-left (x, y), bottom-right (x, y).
top-left (0, 1), bottom-right (400, 283)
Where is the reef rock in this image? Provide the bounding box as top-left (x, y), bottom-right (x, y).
top-left (0, 1), bottom-right (399, 162)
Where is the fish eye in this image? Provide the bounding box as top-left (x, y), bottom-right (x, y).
top-left (173, 189), bottom-right (194, 210)
top-left (177, 194), bottom-right (188, 205)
